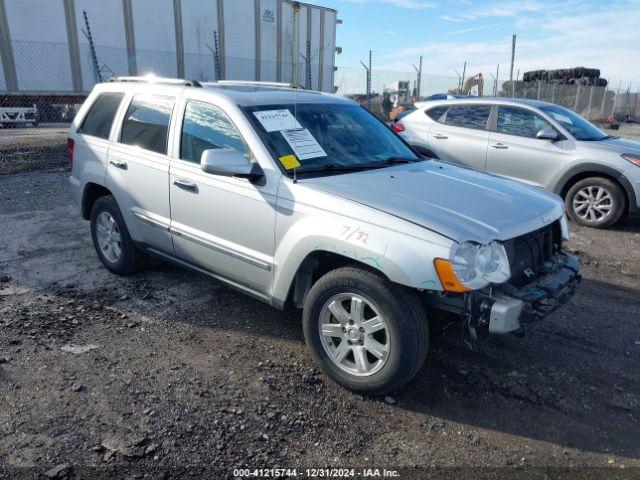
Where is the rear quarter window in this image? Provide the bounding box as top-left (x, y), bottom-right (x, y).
top-left (77, 93), bottom-right (124, 139)
top-left (425, 106), bottom-right (448, 122)
top-left (444, 105), bottom-right (491, 130)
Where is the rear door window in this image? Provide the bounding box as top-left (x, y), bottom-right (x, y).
top-left (78, 93), bottom-right (124, 139)
top-left (120, 95), bottom-right (174, 154)
top-left (425, 106), bottom-right (449, 122)
top-left (444, 105), bottom-right (491, 130)
top-left (497, 106), bottom-right (550, 138)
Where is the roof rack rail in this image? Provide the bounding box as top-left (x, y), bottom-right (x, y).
top-left (108, 76), bottom-right (202, 87)
top-left (204, 80), bottom-right (300, 89)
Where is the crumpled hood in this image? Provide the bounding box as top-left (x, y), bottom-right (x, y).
top-left (301, 161), bottom-right (564, 244)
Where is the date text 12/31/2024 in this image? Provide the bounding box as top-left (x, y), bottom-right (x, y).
top-left (233, 468), bottom-right (401, 478)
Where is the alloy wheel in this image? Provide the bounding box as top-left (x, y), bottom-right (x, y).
top-left (572, 185), bottom-right (613, 223)
top-left (95, 211), bottom-right (122, 263)
top-left (318, 293), bottom-right (390, 376)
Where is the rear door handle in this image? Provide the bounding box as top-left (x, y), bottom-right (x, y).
top-left (173, 178), bottom-right (198, 193)
top-left (433, 134), bottom-right (448, 140)
top-left (109, 159), bottom-right (128, 169)
top-left (490, 143), bottom-right (509, 149)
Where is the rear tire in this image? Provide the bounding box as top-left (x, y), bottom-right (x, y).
top-left (565, 177), bottom-right (626, 228)
top-left (90, 195), bottom-right (148, 275)
top-left (302, 267), bottom-right (429, 396)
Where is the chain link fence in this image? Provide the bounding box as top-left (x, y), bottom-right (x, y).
top-left (1, 40), bottom-right (639, 174)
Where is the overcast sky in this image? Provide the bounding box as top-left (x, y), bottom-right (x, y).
top-left (314, 0), bottom-right (640, 89)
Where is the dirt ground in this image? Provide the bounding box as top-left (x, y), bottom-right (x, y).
top-left (1, 127), bottom-right (640, 479)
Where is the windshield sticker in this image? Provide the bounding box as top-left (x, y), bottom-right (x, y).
top-left (280, 129), bottom-right (327, 160)
top-left (278, 154), bottom-right (301, 170)
top-left (550, 112), bottom-right (573, 124)
top-left (253, 109), bottom-right (302, 132)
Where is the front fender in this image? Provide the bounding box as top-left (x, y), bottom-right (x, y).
top-left (270, 209), bottom-right (452, 305)
top-left (550, 161), bottom-right (639, 212)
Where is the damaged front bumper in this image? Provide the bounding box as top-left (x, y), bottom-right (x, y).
top-left (484, 253), bottom-right (581, 335)
top-left (425, 252), bottom-right (581, 344)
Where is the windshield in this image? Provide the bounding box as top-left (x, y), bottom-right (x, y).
top-left (242, 102), bottom-right (420, 175)
top-left (540, 104), bottom-right (608, 141)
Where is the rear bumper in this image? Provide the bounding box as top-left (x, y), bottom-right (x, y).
top-left (68, 175), bottom-right (81, 207)
top-left (487, 253), bottom-right (581, 334)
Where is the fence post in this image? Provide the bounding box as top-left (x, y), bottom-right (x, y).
top-left (537, 80), bottom-right (540, 100)
top-left (600, 87), bottom-right (607, 118)
top-left (551, 83), bottom-right (556, 104)
top-left (587, 85), bottom-right (594, 120)
top-left (573, 84), bottom-right (581, 113)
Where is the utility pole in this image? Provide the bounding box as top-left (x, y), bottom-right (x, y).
top-left (460, 61), bottom-right (467, 94)
top-left (299, 40), bottom-right (312, 89)
top-left (214, 31), bottom-right (222, 80)
top-left (611, 80), bottom-right (621, 116)
top-left (292, 2), bottom-right (301, 87)
top-left (412, 55), bottom-right (423, 100)
top-left (360, 50), bottom-right (372, 109)
top-left (81, 10), bottom-right (102, 83)
top-left (509, 35), bottom-right (517, 97)
top-left (509, 35), bottom-right (516, 83)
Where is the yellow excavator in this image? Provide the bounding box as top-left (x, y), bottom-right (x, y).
top-left (448, 73), bottom-right (484, 96)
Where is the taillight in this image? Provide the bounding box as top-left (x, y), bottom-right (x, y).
top-left (67, 138), bottom-right (75, 169)
top-left (391, 122), bottom-right (405, 133)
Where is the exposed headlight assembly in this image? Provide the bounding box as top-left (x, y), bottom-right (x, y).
top-left (434, 241), bottom-right (511, 292)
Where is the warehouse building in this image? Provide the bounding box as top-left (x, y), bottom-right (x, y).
top-left (0, 0), bottom-right (339, 95)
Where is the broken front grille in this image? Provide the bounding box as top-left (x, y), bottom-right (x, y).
top-left (504, 220), bottom-right (562, 288)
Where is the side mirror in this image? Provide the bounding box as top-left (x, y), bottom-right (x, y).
top-left (200, 148), bottom-right (263, 180)
top-left (537, 127), bottom-right (560, 141)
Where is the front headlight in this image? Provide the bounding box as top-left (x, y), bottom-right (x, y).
top-left (449, 241), bottom-right (511, 290)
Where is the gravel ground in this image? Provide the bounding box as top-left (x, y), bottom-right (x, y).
top-left (1, 127), bottom-right (640, 479)
top-left (1, 176), bottom-right (639, 479)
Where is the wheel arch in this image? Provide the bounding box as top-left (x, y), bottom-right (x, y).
top-left (285, 250), bottom-right (395, 309)
top-left (552, 163), bottom-right (633, 213)
top-left (81, 182), bottom-right (113, 220)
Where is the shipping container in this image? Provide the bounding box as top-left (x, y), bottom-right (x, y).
top-left (0, 0), bottom-right (338, 95)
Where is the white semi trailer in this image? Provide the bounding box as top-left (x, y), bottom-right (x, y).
top-left (0, 0), bottom-right (339, 94)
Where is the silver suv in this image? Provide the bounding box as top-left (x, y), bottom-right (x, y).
top-left (396, 98), bottom-right (640, 228)
top-left (69, 77), bottom-right (580, 395)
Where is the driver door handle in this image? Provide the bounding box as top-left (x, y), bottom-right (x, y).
top-left (490, 143), bottom-right (509, 149)
top-left (173, 178), bottom-right (198, 193)
top-left (433, 134), bottom-right (448, 140)
top-left (109, 159), bottom-right (128, 169)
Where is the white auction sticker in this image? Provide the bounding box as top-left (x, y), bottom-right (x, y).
top-left (280, 129), bottom-right (327, 160)
top-left (253, 109), bottom-right (302, 132)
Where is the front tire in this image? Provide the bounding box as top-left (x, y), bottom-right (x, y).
top-left (565, 177), bottom-right (626, 228)
top-left (302, 267), bottom-right (429, 396)
top-left (90, 195), bottom-right (148, 275)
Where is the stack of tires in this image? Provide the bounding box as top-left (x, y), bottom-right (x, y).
top-left (522, 67), bottom-right (607, 87)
